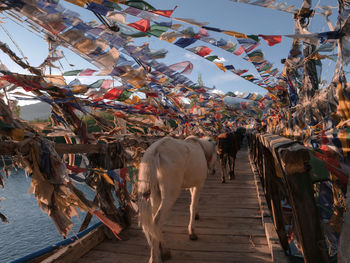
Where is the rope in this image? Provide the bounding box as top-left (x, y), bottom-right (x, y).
top-left (3, 12), bottom-right (46, 41)
top-left (0, 23), bottom-right (30, 65)
top-left (86, 2), bottom-right (119, 32)
top-left (4, 12), bottom-right (67, 73)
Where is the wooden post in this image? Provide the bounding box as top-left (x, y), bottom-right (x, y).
top-left (279, 144), bottom-right (329, 263)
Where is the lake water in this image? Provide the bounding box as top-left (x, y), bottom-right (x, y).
top-left (0, 170), bottom-right (98, 263)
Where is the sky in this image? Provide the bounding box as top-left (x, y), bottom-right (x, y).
top-left (0, 0), bottom-right (341, 104)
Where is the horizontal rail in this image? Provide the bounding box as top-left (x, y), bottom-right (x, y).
top-left (0, 141), bottom-right (108, 155)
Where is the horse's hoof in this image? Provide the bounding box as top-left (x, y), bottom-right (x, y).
top-left (221, 180), bottom-right (226, 184)
top-left (189, 233), bottom-right (198, 240)
top-left (195, 213), bottom-right (200, 220)
top-left (161, 250), bottom-right (171, 261)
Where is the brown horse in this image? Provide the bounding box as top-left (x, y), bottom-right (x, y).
top-left (217, 132), bottom-right (240, 183)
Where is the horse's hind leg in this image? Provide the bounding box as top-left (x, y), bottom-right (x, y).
top-left (189, 185), bottom-right (203, 240)
top-left (229, 154), bottom-right (236, 180)
top-left (220, 156), bottom-right (227, 183)
top-left (189, 188), bottom-right (200, 220)
top-left (228, 155), bottom-right (235, 180)
top-left (152, 187), bottom-right (181, 261)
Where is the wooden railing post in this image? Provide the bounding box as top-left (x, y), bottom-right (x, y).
top-left (278, 144), bottom-right (329, 263)
top-left (249, 133), bottom-right (330, 263)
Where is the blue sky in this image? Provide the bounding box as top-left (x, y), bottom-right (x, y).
top-left (0, 0), bottom-right (340, 100)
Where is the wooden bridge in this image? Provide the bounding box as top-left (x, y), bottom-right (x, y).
top-left (75, 145), bottom-right (280, 263)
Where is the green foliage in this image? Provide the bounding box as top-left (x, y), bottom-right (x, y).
top-left (82, 111), bottom-right (114, 133)
top-left (13, 105), bottom-right (21, 117)
top-left (31, 118), bottom-right (50, 123)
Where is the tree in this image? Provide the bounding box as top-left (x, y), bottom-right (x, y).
top-left (197, 72), bottom-right (204, 87)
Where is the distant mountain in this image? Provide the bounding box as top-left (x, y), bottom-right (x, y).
top-left (20, 102), bottom-right (51, 121)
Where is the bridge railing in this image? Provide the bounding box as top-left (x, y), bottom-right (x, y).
top-left (248, 132), bottom-right (333, 263)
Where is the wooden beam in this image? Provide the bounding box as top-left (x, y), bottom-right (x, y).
top-left (0, 141), bottom-right (108, 155)
top-left (40, 225), bottom-right (105, 263)
top-left (55, 143), bottom-right (105, 154)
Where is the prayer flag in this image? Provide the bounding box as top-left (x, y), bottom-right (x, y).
top-left (87, 2), bottom-right (109, 16)
top-left (103, 88), bottom-right (123, 100)
top-left (128, 19), bottom-right (151, 32)
top-left (65, 0), bottom-right (87, 7)
top-left (259, 35), bottom-right (282, 46)
top-left (63, 70), bottom-right (83, 76)
top-left (87, 79), bottom-right (104, 89)
top-left (150, 6), bottom-right (177, 18)
top-left (196, 46), bottom-right (212, 57)
top-left (174, 38), bottom-right (197, 48)
top-left (233, 46), bottom-right (245, 56)
top-left (223, 30), bottom-right (248, 39)
top-left (78, 68), bottom-right (97, 76)
top-left (101, 79), bottom-right (114, 89)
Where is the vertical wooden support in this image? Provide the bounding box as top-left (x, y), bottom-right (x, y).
top-left (279, 145), bottom-right (329, 263)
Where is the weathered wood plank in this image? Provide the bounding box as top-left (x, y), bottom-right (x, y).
top-left (41, 225), bottom-right (105, 263)
top-left (124, 229), bottom-right (268, 245)
top-left (168, 208), bottom-right (262, 218)
top-left (80, 249), bottom-right (271, 263)
top-left (163, 215), bottom-right (263, 231)
top-left (97, 238), bottom-right (271, 255)
top-left (85, 246), bottom-right (272, 263)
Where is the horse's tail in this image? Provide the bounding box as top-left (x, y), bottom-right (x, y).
top-left (138, 150), bottom-right (162, 243)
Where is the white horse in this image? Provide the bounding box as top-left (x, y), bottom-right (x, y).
top-left (137, 135), bottom-right (219, 263)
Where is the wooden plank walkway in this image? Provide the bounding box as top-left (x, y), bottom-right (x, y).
top-left (78, 146), bottom-right (272, 263)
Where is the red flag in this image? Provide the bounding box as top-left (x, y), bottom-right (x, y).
top-left (128, 19), bottom-right (150, 32)
top-left (259, 35), bottom-right (282, 46)
top-left (196, 46), bottom-right (212, 57)
top-left (66, 165), bottom-right (87, 173)
top-left (103, 88), bottom-right (123, 100)
top-left (115, 112), bottom-right (126, 118)
top-left (233, 46), bottom-right (245, 56)
top-left (100, 79), bottom-right (113, 90)
top-left (146, 92), bottom-right (158, 98)
top-left (0, 75), bottom-right (41, 92)
top-left (150, 6), bottom-right (177, 18)
top-left (194, 28), bottom-right (209, 39)
top-left (93, 210), bottom-right (122, 240)
top-left (169, 61), bottom-right (193, 75)
top-left (78, 68), bottom-right (97, 76)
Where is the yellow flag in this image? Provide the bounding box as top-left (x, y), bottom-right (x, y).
top-left (101, 173), bottom-right (115, 185)
top-left (45, 75), bottom-right (66, 86)
top-left (223, 30), bottom-right (248, 39)
top-left (308, 52), bottom-right (329, 61)
top-left (72, 85), bottom-right (88, 94)
top-left (65, 0), bottom-right (87, 7)
top-left (214, 62), bottom-right (226, 72)
top-left (147, 115), bottom-right (157, 123)
top-left (125, 95), bottom-right (141, 104)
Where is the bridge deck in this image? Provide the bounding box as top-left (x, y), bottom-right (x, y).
top-left (78, 146), bottom-right (272, 263)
